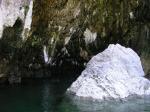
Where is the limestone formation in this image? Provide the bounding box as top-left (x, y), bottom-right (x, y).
top-left (67, 44), bottom-right (150, 100)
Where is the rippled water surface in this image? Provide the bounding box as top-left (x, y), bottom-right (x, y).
top-left (0, 79), bottom-right (150, 112)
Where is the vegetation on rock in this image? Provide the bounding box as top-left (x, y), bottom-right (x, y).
top-left (0, 0), bottom-right (150, 82)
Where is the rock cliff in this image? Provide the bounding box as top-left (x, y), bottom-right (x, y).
top-left (0, 0), bottom-right (150, 82)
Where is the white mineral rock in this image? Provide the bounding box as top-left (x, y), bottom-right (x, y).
top-left (67, 44), bottom-right (150, 100)
top-left (84, 28), bottom-right (97, 45)
top-left (22, 0), bottom-right (33, 40)
top-left (43, 45), bottom-right (49, 64)
top-left (129, 12), bottom-right (134, 19)
top-left (0, 0), bottom-right (31, 39)
top-left (0, 8), bottom-right (3, 38)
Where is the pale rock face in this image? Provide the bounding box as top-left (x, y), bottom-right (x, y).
top-left (129, 12), bottom-right (134, 19)
top-left (84, 28), bottom-right (97, 45)
top-left (43, 45), bottom-right (49, 64)
top-left (22, 0), bottom-right (33, 40)
top-left (65, 36), bottom-right (71, 45)
top-left (0, 0), bottom-right (31, 38)
top-left (67, 44), bottom-right (150, 100)
top-left (0, 9), bottom-right (3, 38)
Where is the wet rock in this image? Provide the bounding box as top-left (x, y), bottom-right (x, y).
top-left (67, 44), bottom-right (150, 100)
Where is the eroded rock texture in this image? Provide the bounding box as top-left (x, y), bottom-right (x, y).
top-left (31, 0), bottom-right (150, 74)
top-left (0, 0), bottom-right (31, 38)
top-left (0, 0), bottom-right (150, 82)
top-left (67, 44), bottom-right (150, 100)
top-left (0, 0), bottom-right (32, 82)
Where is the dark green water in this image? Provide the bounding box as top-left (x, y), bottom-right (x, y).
top-left (0, 79), bottom-right (150, 112)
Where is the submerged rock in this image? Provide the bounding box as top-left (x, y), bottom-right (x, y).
top-left (67, 44), bottom-right (150, 100)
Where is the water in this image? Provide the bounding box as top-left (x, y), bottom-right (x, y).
top-left (0, 79), bottom-right (150, 112)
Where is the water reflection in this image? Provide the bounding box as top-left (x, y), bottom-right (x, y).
top-left (63, 96), bottom-right (150, 112)
top-left (0, 79), bottom-right (150, 112)
top-left (41, 81), bottom-right (50, 112)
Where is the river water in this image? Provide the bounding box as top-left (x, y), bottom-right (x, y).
top-left (0, 79), bottom-right (150, 112)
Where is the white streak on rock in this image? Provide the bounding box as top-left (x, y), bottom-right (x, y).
top-left (0, 8), bottom-right (3, 38)
top-left (84, 28), bottom-right (97, 45)
top-left (65, 36), bottom-right (71, 45)
top-left (22, 0), bottom-right (33, 40)
top-left (129, 12), bottom-right (134, 19)
top-left (43, 46), bottom-right (49, 64)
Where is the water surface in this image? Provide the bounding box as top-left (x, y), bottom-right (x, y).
top-left (0, 79), bottom-right (150, 112)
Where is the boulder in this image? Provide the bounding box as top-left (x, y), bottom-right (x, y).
top-left (67, 44), bottom-right (150, 100)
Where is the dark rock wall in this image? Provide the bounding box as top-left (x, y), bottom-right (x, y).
top-left (0, 0), bottom-right (150, 82)
top-left (31, 0), bottom-right (150, 74)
